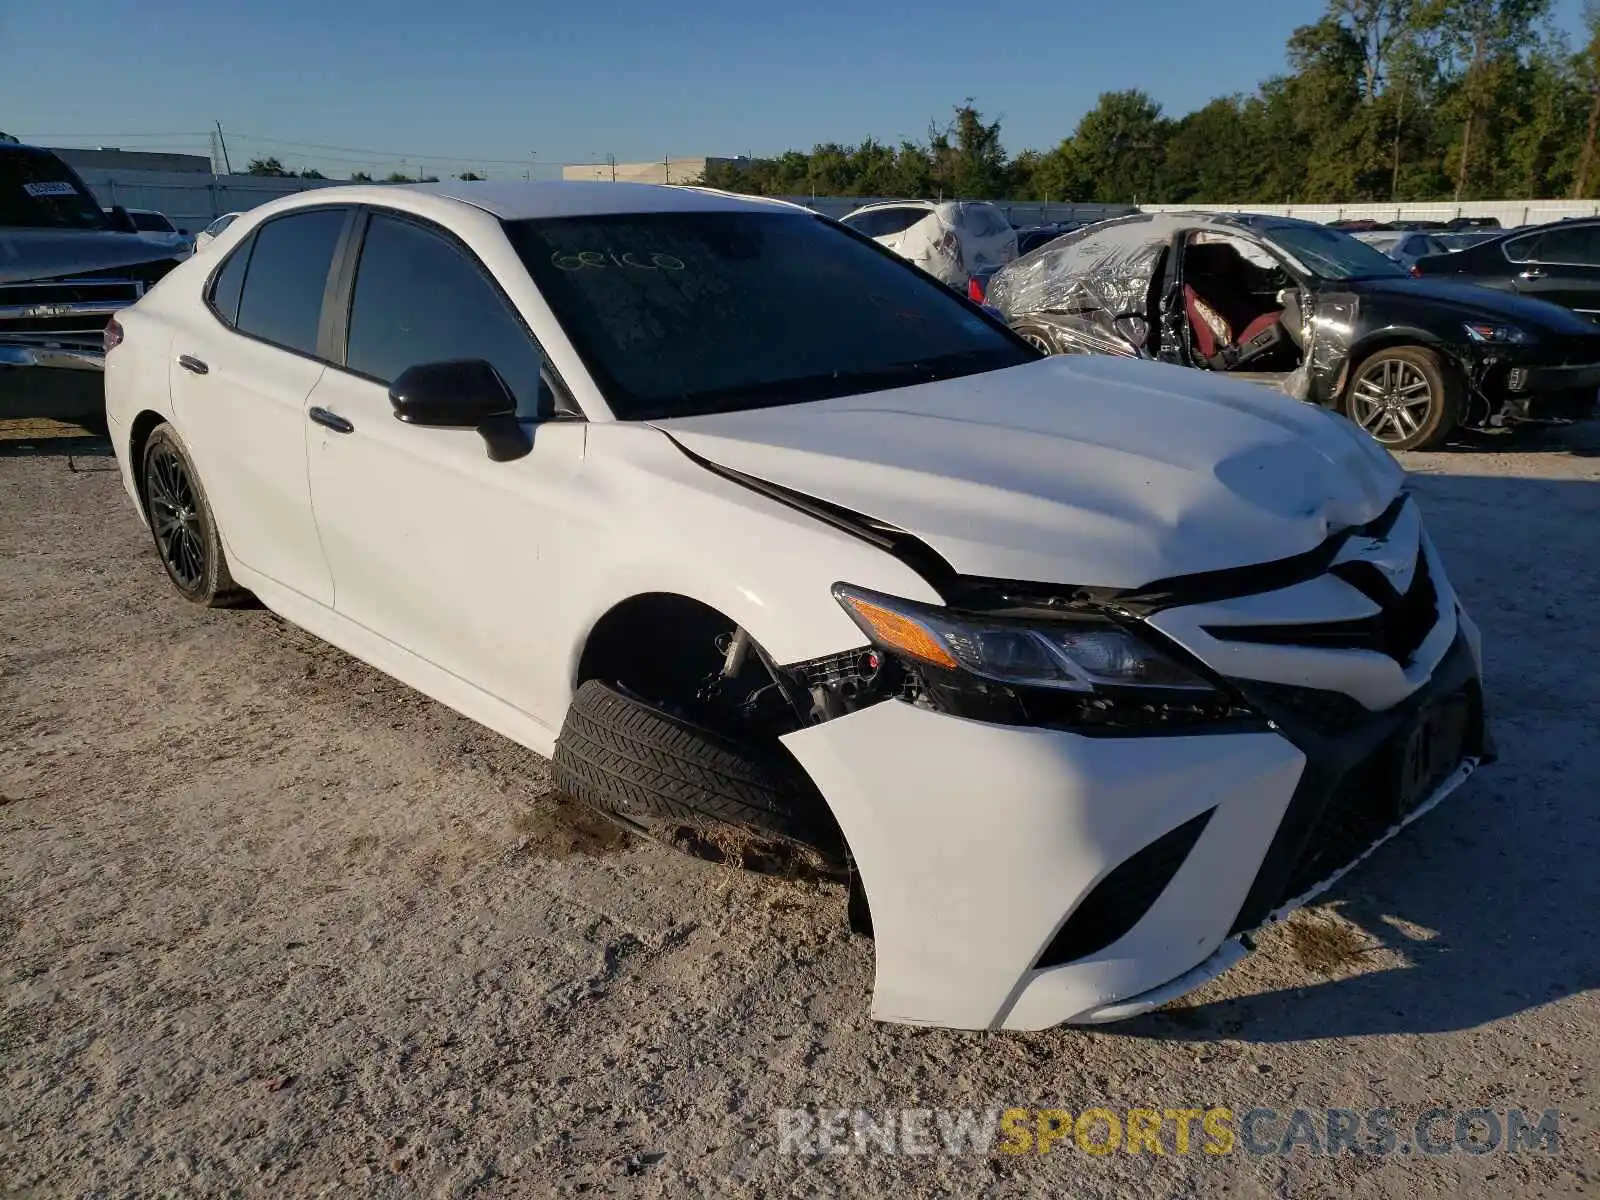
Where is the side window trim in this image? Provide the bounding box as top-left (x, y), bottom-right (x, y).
top-left (207, 204), bottom-right (353, 363)
top-left (1503, 233), bottom-right (1542, 265)
top-left (1517, 225), bottom-right (1600, 268)
top-left (203, 233), bottom-right (256, 328)
top-left (329, 204), bottom-right (583, 417)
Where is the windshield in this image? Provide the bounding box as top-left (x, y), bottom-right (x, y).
top-left (0, 148), bottom-right (108, 230)
top-left (507, 211), bottom-right (1033, 420)
top-left (1266, 223), bottom-right (1409, 280)
top-left (130, 211), bottom-right (174, 233)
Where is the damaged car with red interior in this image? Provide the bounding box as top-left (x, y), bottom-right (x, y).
top-left (979, 212), bottom-right (1600, 450)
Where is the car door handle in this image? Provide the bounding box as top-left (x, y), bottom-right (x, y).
top-left (177, 354), bottom-right (209, 375)
top-left (308, 406), bottom-right (354, 434)
top-left (1518, 269), bottom-right (1547, 280)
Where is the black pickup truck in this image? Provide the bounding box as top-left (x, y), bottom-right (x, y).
top-left (1, 140), bottom-right (185, 374)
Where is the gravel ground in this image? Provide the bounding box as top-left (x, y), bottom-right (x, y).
top-left (1, 412), bottom-right (1597, 1198)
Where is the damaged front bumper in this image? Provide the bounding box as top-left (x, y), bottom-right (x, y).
top-left (781, 628), bottom-right (1486, 1031)
top-left (778, 496), bottom-right (1489, 1031)
top-left (1458, 340), bottom-right (1600, 427)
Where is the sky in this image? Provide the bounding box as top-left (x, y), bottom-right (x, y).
top-left (1, 0), bottom-right (1590, 179)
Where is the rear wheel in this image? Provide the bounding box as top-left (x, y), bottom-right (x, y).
top-left (1012, 321), bottom-right (1058, 355)
top-left (1343, 346), bottom-right (1462, 451)
top-left (139, 424), bottom-right (246, 606)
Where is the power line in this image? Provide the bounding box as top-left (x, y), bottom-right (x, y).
top-left (226, 133), bottom-right (549, 167)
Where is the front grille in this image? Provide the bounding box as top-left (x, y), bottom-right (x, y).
top-left (1239, 680), bottom-right (1372, 735)
top-left (1204, 548), bottom-right (1438, 664)
top-left (1035, 809), bottom-right (1213, 968)
top-left (1278, 751), bottom-right (1399, 901)
top-left (0, 279), bottom-right (142, 308)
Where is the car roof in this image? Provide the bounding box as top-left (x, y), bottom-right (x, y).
top-left (414, 180), bottom-right (804, 220)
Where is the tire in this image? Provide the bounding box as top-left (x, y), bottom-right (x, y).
top-left (1012, 321), bottom-right (1059, 356)
top-left (1342, 346), bottom-right (1463, 451)
top-left (139, 424), bottom-right (247, 607)
top-left (552, 680), bottom-right (836, 852)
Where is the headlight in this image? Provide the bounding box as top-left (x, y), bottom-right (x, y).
top-left (832, 584), bottom-right (1213, 694)
top-left (1463, 322), bottom-right (1533, 345)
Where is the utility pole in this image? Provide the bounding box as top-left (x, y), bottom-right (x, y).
top-left (664, 154), bottom-right (670, 184)
top-left (214, 119), bottom-right (233, 175)
top-left (610, 153), bottom-right (616, 182)
top-left (530, 151), bottom-right (538, 182)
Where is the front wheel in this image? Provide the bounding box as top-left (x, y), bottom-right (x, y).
top-left (140, 424), bottom-right (247, 606)
top-left (1343, 346), bottom-right (1463, 451)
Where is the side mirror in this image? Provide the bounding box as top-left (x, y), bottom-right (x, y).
top-left (108, 205), bottom-right (139, 234)
top-left (389, 359), bottom-right (515, 427)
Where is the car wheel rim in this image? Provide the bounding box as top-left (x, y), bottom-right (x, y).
top-left (1021, 331), bottom-right (1053, 355)
top-left (145, 447), bottom-right (205, 589)
top-left (1350, 359), bottom-right (1434, 445)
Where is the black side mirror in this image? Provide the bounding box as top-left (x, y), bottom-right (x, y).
top-left (108, 205), bottom-right (139, 234)
top-left (389, 359), bottom-right (515, 427)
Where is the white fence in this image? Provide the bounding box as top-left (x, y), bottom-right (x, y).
top-left (67, 166), bottom-right (1600, 235)
top-left (76, 169), bottom-right (342, 235)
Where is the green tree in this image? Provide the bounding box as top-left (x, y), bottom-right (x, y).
top-left (458, 171), bottom-right (485, 181)
top-left (1066, 90), bottom-right (1170, 202)
top-left (350, 171), bottom-right (374, 182)
top-left (1574, 3), bottom-right (1600, 195)
top-left (1417, 0), bottom-right (1552, 198)
top-left (245, 156), bottom-right (291, 177)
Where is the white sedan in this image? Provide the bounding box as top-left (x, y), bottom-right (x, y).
top-left (839, 199), bottom-right (1018, 287)
top-left (103, 182), bottom-right (1490, 1030)
top-left (193, 211), bottom-right (244, 252)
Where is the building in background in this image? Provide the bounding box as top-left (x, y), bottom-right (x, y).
top-left (561, 156), bottom-right (747, 185)
top-left (50, 147), bottom-right (213, 174)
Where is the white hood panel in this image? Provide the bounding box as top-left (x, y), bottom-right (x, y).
top-left (654, 356), bottom-right (1404, 591)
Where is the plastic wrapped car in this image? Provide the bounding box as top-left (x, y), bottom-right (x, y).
top-left (983, 211), bottom-right (1600, 450)
top-left (840, 200), bottom-right (1018, 287)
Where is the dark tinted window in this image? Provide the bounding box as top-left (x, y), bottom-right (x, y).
top-left (131, 211), bottom-right (174, 233)
top-left (1530, 224), bottom-right (1600, 266)
top-left (207, 234), bottom-right (254, 326)
top-left (507, 211), bottom-right (1031, 420)
top-left (954, 203), bottom-right (1010, 237)
top-left (346, 214), bottom-right (544, 417)
top-left (1504, 233), bottom-right (1540, 263)
top-left (235, 208), bottom-right (347, 356)
top-left (0, 147), bottom-right (106, 230)
top-left (846, 208), bottom-right (926, 238)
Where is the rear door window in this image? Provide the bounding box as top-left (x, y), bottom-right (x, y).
top-left (954, 204), bottom-right (1011, 237)
top-left (1529, 224), bottom-right (1600, 267)
top-left (860, 207), bottom-right (927, 238)
top-left (207, 234), bottom-right (254, 326)
top-left (344, 212), bottom-right (545, 418)
top-left (234, 208), bottom-right (349, 357)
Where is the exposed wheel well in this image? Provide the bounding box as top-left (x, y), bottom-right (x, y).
top-left (575, 592), bottom-right (741, 703)
top-left (127, 410), bottom-right (168, 516)
top-left (571, 592), bottom-right (859, 888)
top-left (1339, 335), bottom-right (1457, 394)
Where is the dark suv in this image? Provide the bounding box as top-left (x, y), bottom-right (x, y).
top-left (1, 141), bottom-right (185, 372)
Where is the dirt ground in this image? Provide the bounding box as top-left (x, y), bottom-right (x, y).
top-left (1, 408), bottom-right (1597, 1198)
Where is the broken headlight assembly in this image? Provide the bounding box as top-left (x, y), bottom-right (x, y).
top-left (829, 584), bottom-right (1258, 732)
top-left (1463, 322), bottom-right (1534, 345)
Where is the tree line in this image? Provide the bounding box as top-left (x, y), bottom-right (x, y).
top-left (698, 0), bottom-right (1600, 203)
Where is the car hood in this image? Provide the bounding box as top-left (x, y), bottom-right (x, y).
top-left (651, 355), bottom-right (1404, 590)
top-left (1345, 275), bottom-right (1597, 333)
top-left (0, 227), bottom-right (180, 284)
